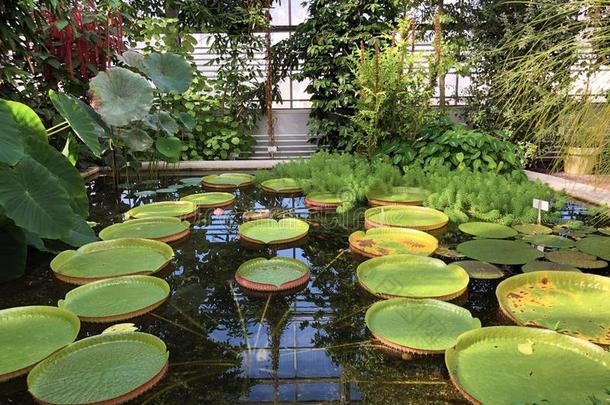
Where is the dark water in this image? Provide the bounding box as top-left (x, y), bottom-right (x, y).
top-left (0, 174), bottom-right (600, 404)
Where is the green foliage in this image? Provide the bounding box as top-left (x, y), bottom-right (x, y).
top-left (402, 165), bottom-right (566, 225)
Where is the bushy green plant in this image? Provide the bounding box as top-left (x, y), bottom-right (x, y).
top-left (402, 165), bottom-right (566, 225)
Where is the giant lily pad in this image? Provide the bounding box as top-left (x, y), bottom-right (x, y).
top-left (496, 272), bottom-right (610, 345)
top-left (89, 67), bottom-right (153, 126)
top-left (0, 306), bottom-right (79, 382)
top-left (545, 250), bottom-right (607, 269)
top-left (521, 260), bottom-right (580, 273)
top-left (58, 276), bottom-right (170, 323)
top-left (304, 192), bottom-right (345, 210)
top-left (349, 228), bottom-right (438, 258)
top-left (364, 206), bottom-right (449, 231)
top-left (576, 236), bottom-right (610, 261)
top-left (180, 192), bottom-right (235, 208)
top-left (367, 186), bottom-right (430, 206)
top-left (512, 223), bottom-right (552, 235)
top-left (235, 257), bottom-right (310, 292)
top-left (99, 217), bottom-right (190, 243)
top-left (445, 326), bottom-right (610, 405)
top-left (357, 254), bottom-right (469, 300)
top-left (202, 173), bottom-right (255, 189)
top-left (365, 298), bottom-right (481, 354)
top-left (597, 226), bottom-right (610, 236)
top-left (28, 332), bottom-right (168, 405)
top-left (126, 201), bottom-right (198, 220)
top-left (238, 218), bottom-right (309, 245)
top-left (142, 52), bottom-right (193, 93)
top-left (50, 238), bottom-right (174, 284)
top-left (458, 222), bottom-right (518, 239)
top-left (261, 178), bottom-right (302, 194)
top-left (523, 234), bottom-right (575, 249)
top-left (457, 239), bottom-right (543, 265)
top-left (452, 260), bottom-right (505, 280)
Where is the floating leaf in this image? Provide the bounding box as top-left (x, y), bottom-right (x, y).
top-left (261, 178), bottom-right (302, 194)
top-left (181, 192), bottom-right (235, 208)
top-left (446, 327), bottom-right (610, 405)
top-left (597, 227), bottom-right (610, 236)
top-left (459, 222), bottom-right (518, 239)
top-left (99, 217), bottom-right (190, 243)
top-left (496, 272), bottom-right (610, 345)
top-left (178, 177), bottom-right (202, 185)
top-left (120, 128), bottom-right (153, 152)
top-left (103, 323), bottom-right (138, 334)
top-left (142, 52), bottom-right (193, 92)
top-left (512, 223), bottom-right (553, 235)
top-left (521, 261), bottom-right (580, 273)
top-left (155, 136), bottom-right (183, 161)
top-left (457, 239), bottom-right (543, 265)
top-left (575, 236), bottom-right (610, 261)
top-left (545, 250), bottom-right (607, 269)
top-left (357, 254), bottom-right (469, 300)
top-left (434, 246), bottom-right (466, 259)
top-left (349, 228), bottom-right (438, 258)
top-left (452, 260), bottom-right (505, 280)
top-left (89, 67), bottom-right (153, 126)
top-left (202, 173), bottom-right (255, 189)
top-left (305, 192), bottom-right (346, 209)
top-left (126, 201), bottom-right (197, 220)
top-left (238, 218), bottom-right (309, 245)
top-left (48, 90), bottom-right (102, 157)
top-left (134, 190), bottom-right (156, 197)
top-left (367, 186), bottom-right (430, 206)
top-left (27, 332), bottom-right (168, 404)
top-left (523, 234), bottom-right (575, 249)
top-left (365, 206), bottom-right (449, 231)
top-left (366, 298), bottom-right (480, 354)
top-left (236, 257), bottom-right (310, 291)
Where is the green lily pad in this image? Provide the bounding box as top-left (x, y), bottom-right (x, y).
top-left (238, 218), bottom-right (309, 245)
top-left (458, 222), bottom-right (518, 239)
top-left (365, 206), bottom-right (449, 231)
top-left (99, 217), bottom-right (190, 243)
top-left (179, 177), bottom-right (202, 185)
top-left (597, 226), bottom-right (610, 236)
top-left (545, 250), bottom-right (607, 269)
top-left (512, 223), bottom-right (553, 235)
top-left (142, 52), bottom-right (193, 93)
top-left (261, 178), bottom-right (302, 193)
top-left (180, 192), bottom-right (235, 208)
top-left (452, 260), bottom-right (505, 280)
top-left (126, 201), bottom-right (197, 219)
top-left (50, 238), bottom-right (174, 284)
top-left (365, 298), bottom-right (481, 354)
top-left (434, 246), bottom-right (466, 259)
top-left (366, 186), bottom-right (430, 206)
top-left (496, 272), bottom-right (610, 345)
top-left (521, 261), bottom-right (581, 273)
top-left (58, 275), bottom-right (170, 322)
top-left (235, 257), bottom-right (310, 291)
top-left (446, 326), bottom-right (610, 405)
top-left (202, 173), bottom-right (255, 189)
top-left (0, 306), bottom-right (80, 381)
top-left (457, 239), bottom-right (543, 265)
top-left (349, 228), bottom-right (438, 258)
top-left (155, 187), bottom-right (178, 194)
top-left (357, 254), bottom-right (469, 300)
top-left (305, 192), bottom-right (346, 209)
top-left (576, 236), bottom-right (610, 260)
top-left (523, 234), bottom-right (575, 249)
top-left (134, 190), bottom-right (156, 197)
top-left (28, 332), bottom-right (168, 405)
top-left (89, 67), bottom-right (153, 126)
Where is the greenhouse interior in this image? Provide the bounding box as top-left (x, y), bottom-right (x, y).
top-left (1, 0), bottom-right (610, 404)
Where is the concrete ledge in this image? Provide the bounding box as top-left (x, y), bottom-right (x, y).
top-left (140, 159), bottom-right (292, 170)
top-left (525, 170), bottom-right (610, 207)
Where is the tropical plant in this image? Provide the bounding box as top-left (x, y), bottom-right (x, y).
top-left (0, 99), bottom-right (97, 282)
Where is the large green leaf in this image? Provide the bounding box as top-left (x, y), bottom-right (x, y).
top-left (238, 218), bottom-right (309, 244)
top-left (458, 221), bottom-right (518, 239)
top-left (89, 67), bottom-right (153, 126)
top-left (0, 99), bottom-right (47, 166)
top-left (236, 257), bottom-right (310, 288)
top-left (157, 111), bottom-right (179, 135)
top-left (155, 136), bottom-right (183, 161)
top-left (126, 201), bottom-right (197, 219)
top-left (0, 221), bottom-right (27, 282)
top-left (575, 236), bottom-right (610, 260)
top-left (118, 50), bottom-right (145, 70)
top-left (202, 173), bottom-right (255, 189)
top-left (348, 228), bottom-right (438, 257)
top-left (180, 192), bottom-right (235, 208)
top-left (142, 52), bottom-right (193, 92)
top-left (457, 239), bottom-right (543, 265)
top-left (60, 216), bottom-right (98, 247)
top-left (48, 90), bottom-right (102, 157)
top-left (99, 217), bottom-right (190, 241)
top-left (120, 128), bottom-right (153, 152)
top-left (0, 158), bottom-right (75, 239)
top-left (365, 205), bottom-right (449, 231)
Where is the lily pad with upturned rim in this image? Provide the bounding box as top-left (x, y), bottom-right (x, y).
top-left (357, 254), bottom-right (469, 300)
top-left (58, 276), bottom-right (170, 323)
top-left (349, 228), bottom-right (438, 258)
top-left (521, 260), bottom-right (581, 273)
top-left (201, 173), bottom-right (255, 189)
top-left (512, 223), bottom-right (553, 235)
top-left (522, 234), bottom-right (575, 249)
top-left (496, 271), bottom-right (610, 345)
top-left (180, 192), bottom-right (235, 208)
top-left (126, 201), bottom-right (198, 220)
top-left (366, 186), bottom-right (430, 206)
top-left (99, 217), bottom-right (190, 243)
top-left (0, 306), bottom-right (80, 382)
top-left (365, 298), bottom-right (481, 354)
top-left (50, 238), bottom-right (174, 285)
top-left (364, 206), bottom-right (449, 231)
top-left (452, 260), bottom-right (504, 280)
top-left (575, 236), bottom-right (610, 260)
top-left (445, 326), bottom-right (610, 405)
top-left (261, 178), bottom-right (302, 194)
top-left (458, 222), bottom-right (518, 239)
top-left (304, 192), bottom-right (345, 210)
top-left (235, 257), bottom-right (310, 292)
top-left (597, 226), bottom-right (610, 236)
top-left (238, 218), bottom-right (309, 245)
top-left (545, 250), bottom-right (607, 269)
top-left (27, 332), bottom-right (169, 405)
top-left (457, 239), bottom-right (543, 265)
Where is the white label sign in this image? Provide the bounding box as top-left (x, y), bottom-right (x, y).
top-left (267, 146), bottom-right (278, 153)
top-left (532, 199), bottom-right (549, 211)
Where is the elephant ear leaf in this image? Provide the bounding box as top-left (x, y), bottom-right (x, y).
top-left (89, 67), bottom-right (153, 126)
top-left (49, 90), bottom-right (103, 157)
top-left (0, 99), bottom-right (46, 165)
top-left (142, 52), bottom-right (193, 93)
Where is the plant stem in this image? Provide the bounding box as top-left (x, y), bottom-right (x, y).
top-left (46, 121), bottom-right (70, 136)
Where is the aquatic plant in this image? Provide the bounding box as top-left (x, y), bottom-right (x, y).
top-left (235, 257), bottom-right (310, 292)
top-left (99, 217), bottom-right (190, 242)
top-left (238, 218), bottom-right (309, 245)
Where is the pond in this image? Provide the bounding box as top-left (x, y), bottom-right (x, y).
top-left (0, 173), bottom-right (603, 404)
